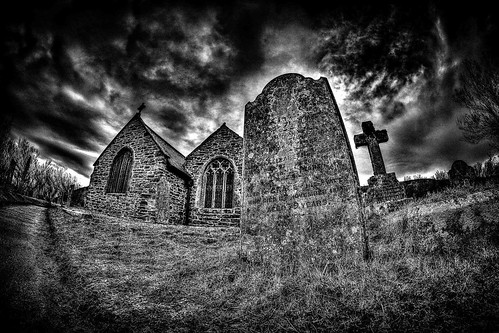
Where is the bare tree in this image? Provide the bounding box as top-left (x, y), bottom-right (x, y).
top-left (0, 140), bottom-right (16, 185)
top-left (0, 112), bottom-right (14, 184)
top-left (0, 131), bottom-right (80, 201)
top-left (483, 156), bottom-right (499, 177)
top-left (455, 60), bottom-right (499, 151)
top-left (52, 165), bottom-right (77, 203)
top-left (15, 138), bottom-right (38, 194)
top-left (473, 161), bottom-right (483, 178)
top-left (434, 169), bottom-right (448, 180)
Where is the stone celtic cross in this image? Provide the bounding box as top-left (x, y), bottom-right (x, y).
top-left (354, 121), bottom-right (388, 175)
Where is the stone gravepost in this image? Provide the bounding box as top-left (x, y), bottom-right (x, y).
top-left (354, 121), bottom-right (388, 175)
top-left (242, 74), bottom-right (364, 269)
top-left (354, 121), bottom-right (406, 205)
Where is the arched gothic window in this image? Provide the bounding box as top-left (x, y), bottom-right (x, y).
top-left (106, 148), bottom-right (133, 193)
top-left (203, 158), bottom-right (234, 208)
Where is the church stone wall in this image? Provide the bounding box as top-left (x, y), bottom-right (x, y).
top-left (185, 125), bottom-right (243, 226)
top-left (86, 116), bottom-right (188, 223)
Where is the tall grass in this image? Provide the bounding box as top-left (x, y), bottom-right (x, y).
top-left (45, 188), bottom-right (499, 332)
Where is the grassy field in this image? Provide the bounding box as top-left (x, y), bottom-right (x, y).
top-left (43, 186), bottom-right (499, 332)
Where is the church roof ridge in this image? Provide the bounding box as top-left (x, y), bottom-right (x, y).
top-left (141, 120), bottom-right (185, 158)
top-left (186, 122), bottom-right (242, 158)
top-left (138, 117), bottom-right (190, 179)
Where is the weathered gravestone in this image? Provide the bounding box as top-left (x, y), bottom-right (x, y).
top-left (354, 121), bottom-right (406, 205)
top-left (242, 74), bottom-right (364, 267)
top-left (448, 160), bottom-right (476, 185)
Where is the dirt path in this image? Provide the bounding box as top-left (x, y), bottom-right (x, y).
top-left (0, 205), bottom-right (125, 333)
top-left (0, 205), bottom-right (51, 331)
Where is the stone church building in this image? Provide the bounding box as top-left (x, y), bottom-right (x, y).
top-left (86, 112), bottom-right (243, 226)
top-left (87, 73), bottom-right (406, 228)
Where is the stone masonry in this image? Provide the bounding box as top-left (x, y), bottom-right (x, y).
top-left (185, 124), bottom-right (243, 226)
top-left (86, 114), bottom-right (189, 223)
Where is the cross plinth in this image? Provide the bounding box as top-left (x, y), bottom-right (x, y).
top-left (354, 121), bottom-right (388, 175)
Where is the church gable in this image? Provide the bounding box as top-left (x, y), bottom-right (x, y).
top-left (93, 114), bottom-right (189, 178)
top-left (87, 113), bottom-right (189, 223)
top-left (185, 123), bottom-right (243, 226)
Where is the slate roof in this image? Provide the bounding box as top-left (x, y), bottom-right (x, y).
top-left (140, 119), bottom-right (190, 178)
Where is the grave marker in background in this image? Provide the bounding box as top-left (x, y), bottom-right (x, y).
top-left (354, 121), bottom-right (406, 206)
top-left (448, 160), bottom-right (476, 186)
top-left (354, 121), bottom-right (388, 175)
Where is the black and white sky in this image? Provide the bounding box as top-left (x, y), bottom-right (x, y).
top-left (2, 0), bottom-right (498, 185)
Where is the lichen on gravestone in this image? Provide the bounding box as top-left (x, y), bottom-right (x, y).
top-left (242, 74), bottom-right (364, 270)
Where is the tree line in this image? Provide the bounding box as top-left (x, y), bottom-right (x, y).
top-left (403, 155), bottom-right (499, 182)
top-left (0, 118), bottom-right (79, 203)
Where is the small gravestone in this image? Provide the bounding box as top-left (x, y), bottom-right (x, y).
top-left (67, 184), bottom-right (75, 206)
top-left (354, 121), bottom-right (406, 206)
top-left (448, 160), bottom-right (476, 185)
top-left (242, 74), bottom-right (364, 267)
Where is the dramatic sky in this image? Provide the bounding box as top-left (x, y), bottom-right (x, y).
top-left (2, 0), bottom-right (499, 185)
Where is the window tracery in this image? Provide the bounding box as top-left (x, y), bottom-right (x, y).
top-left (203, 158), bottom-right (234, 208)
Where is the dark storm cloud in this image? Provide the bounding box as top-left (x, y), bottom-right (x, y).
top-left (3, 1), bottom-right (262, 183)
top-left (311, 1), bottom-right (497, 121)
top-left (314, 3), bottom-right (435, 101)
top-left (11, 81), bottom-right (109, 152)
top-left (216, 1), bottom-right (274, 76)
top-left (2, 0), bottom-right (499, 184)
top-left (385, 62), bottom-right (492, 177)
top-left (154, 107), bottom-right (189, 136)
top-left (385, 2), bottom-right (499, 178)
top-left (33, 135), bottom-right (94, 177)
top-left (383, 101), bottom-right (406, 122)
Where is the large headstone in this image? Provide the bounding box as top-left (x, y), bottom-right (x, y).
top-left (242, 74), bottom-right (363, 266)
